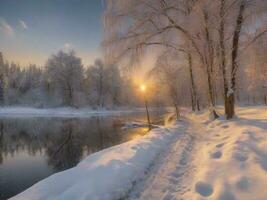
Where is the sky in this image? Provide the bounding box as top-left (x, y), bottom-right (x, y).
top-left (0, 0), bottom-right (105, 66)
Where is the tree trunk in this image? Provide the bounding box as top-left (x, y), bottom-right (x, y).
top-left (144, 97), bottom-right (151, 130)
top-left (219, 0), bottom-right (228, 115)
top-left (174, 103), bottom-right (180, 119)
top-left (226, 0), bottom-right (246, 119)
top-left (0, 77), bottom-right (4, 105)
top-left (225, 93), bottom-right (235, 119)
top-left (187, 52), bottom-right (199, 111)
top-left (66, 82), bottom-right (73, 107)
top-left (190, 90), bottom-right (195, 111)
top-left (206, 62), bottom-right (219, 119)
top-left (203, 9), bottom-right (218, 119)
top-left (196, 98), bottom-right (200, 111)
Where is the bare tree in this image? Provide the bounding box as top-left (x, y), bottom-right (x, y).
top-left (216, 0), bottom-right (267, 118)
top-left (104, 0), bottom-right (267, 119)
top-left (103, 0), bottom-right (218, 117)
top-left (45, 51), bottom-right (84, 107)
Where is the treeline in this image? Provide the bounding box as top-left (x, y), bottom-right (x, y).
top-left (0, 51), bottom-right (140, 108)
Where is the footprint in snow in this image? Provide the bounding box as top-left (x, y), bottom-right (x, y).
top-left (210, 151), bottom-right (222, 159)
top-left (195, 181), bottom-right (213, 197)
top-left (219, 190), bottom-right (236, 200)
top-left (221, 125), bottom-right (229, 129)
top-left (216, 143), bottom-right (225, 148)
top-left (170, 171), bottom-right (184, 178)
top-left (169, 177), bottom-right (179, 185)
top-left (234, 152), bottom-right (248, 162)
top-left (235, 176), bottom-right (250, 191)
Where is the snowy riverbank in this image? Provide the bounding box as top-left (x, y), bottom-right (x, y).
top-left (9, 106), bottom-right (267, 200)
top-left (0, 107), bottom-right (172, 118)
top-left (10, 120), bottom-right (180, 200)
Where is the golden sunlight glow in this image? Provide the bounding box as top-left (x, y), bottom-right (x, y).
top-left (140, 84), bottom-right (146, 92)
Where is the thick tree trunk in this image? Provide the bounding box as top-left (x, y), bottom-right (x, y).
top-left (225, 93), bottom-right (235, 119)
top-left (219, 0), bottom-right (230, 118)
top-left (226, 0), bottom-right (245, 119)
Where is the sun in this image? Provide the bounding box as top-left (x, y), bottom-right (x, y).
top-left (140, 84), bottom-right (146, 92)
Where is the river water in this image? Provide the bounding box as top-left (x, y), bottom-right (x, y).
top-left (0, 110), bottom-right (168, 199)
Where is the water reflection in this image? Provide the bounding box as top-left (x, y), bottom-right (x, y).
top-left (0, 123), bottom-right (3, 164)
top-left (0, 111), bottom-right (166, 199)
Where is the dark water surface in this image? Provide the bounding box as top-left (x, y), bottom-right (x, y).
top-left (0, 111), bottom-right (167, 200)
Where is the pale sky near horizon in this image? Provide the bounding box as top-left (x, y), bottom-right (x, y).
top-left (0, 0), bottom-right (105, 66)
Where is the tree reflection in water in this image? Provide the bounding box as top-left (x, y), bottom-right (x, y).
top-left (46, 120), bottom-right (83, 170)
top-left (0, 115), bottom-right (152, 170)
top-left (0, 123), bottom-right (3, 164)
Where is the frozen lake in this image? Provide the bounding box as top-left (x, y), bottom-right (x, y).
top-left (0, 110), bottom-right (168, 200)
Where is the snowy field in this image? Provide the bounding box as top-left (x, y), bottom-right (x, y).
top-left (9, 106), bottom-right (267, 200)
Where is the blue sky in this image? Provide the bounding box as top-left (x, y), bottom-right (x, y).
top-left (0, 0), bottom-right (105, 66)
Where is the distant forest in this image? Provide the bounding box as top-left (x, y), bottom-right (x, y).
top-left (0, 51), bottom-right (143, 108)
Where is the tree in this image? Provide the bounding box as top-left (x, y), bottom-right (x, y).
top-left (150, 50), bottom-right (200, 117)
top-left (86, 59), bottom-right (123, 107)
top-left (151, 53), bottom-right (182, 118)
top-left (216, 0), bottom-right (267, 118)
top-left (86, 59), bottom-right (107, 107)
top-left (106, 64), bottom-right (122, 106)
top-left (104, 0), bottom-right (267, 119)
top-left (0, 52), bottom-right (6, 105)
top-left (103, 0), bottom-right (219, 118)
top-left (45, 51), bottom-right (84, 107)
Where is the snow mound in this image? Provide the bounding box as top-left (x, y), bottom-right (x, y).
top-left (10, 123), bottom-right (179, 200)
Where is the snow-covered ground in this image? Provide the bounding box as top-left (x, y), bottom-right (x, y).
top-left (9, 106), bottom-right (267, 200)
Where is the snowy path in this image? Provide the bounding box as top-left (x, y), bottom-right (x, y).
top-left (127, 107), bottom-right (267, 200)
top-left (128, 118), bottom-right (205, 200)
